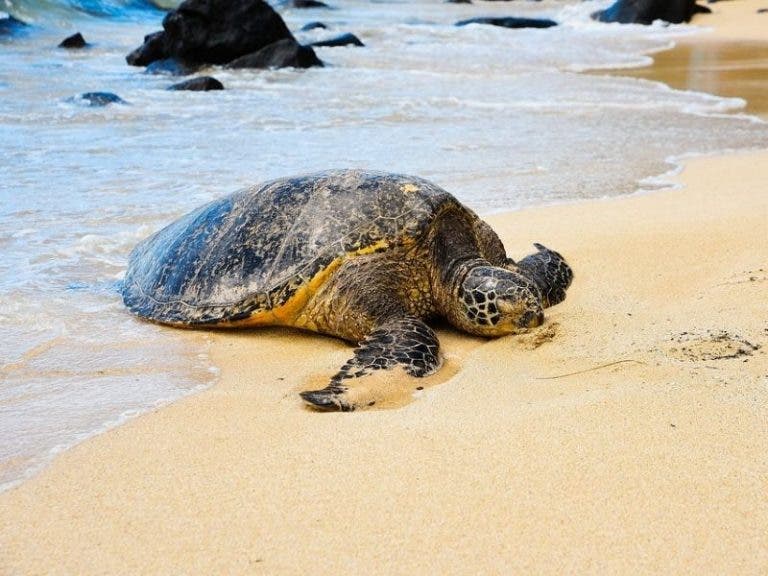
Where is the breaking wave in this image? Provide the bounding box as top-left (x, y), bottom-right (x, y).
top-left (2, 0), bottom-right (177, 25)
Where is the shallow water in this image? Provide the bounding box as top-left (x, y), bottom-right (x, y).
top-left (1, 0), bottom-right (767, 491)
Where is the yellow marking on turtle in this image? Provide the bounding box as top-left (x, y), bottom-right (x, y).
top-left (216, 238), bottom-right (399, 328)
top-left (401, 183), bottom-right (420, 194)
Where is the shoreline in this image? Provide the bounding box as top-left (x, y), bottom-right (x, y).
top-left (3, 3), bottom-right (768, 574)
top-left (2, 147), bottom-right (765, 573)
top-left (607, 0), bottom-right (768, 118)
top-left (614, 39), bottom-right (768, 118)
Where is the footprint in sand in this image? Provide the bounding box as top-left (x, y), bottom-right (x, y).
top-left (665, 330), bottom-right (761, 362)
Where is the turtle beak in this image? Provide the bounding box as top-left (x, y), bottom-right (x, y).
top-left (497, 299), bottom-right (543, 330)
top-left (517, 309), bottom-right (544, 329)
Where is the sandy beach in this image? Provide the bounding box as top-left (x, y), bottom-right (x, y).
top-left (2, 3), bottom-right (767, 575)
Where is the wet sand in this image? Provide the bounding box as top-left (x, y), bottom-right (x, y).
top-left (615, 0), bottom-right (768, 117)
top-left (2, 5), bottom-right (768, 575)
top-left (618, 40), bottom-right (768, 117)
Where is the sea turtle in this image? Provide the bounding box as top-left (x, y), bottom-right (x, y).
top-left (122, 170), bottom-right (573, 411)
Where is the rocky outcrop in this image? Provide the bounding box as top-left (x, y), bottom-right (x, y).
top-left (168, 76), bottom-right (224, 91)
top-left (161, 0), bottom-right (291, 64)
top-left (126, 0), bottom-right (321, 70)
top-left (74, 92), bottom-right (127, 107)
top-left (227, 38), bottom-right (323, 69)
top-left (592, 0), bottom-right (709, 24)
top-left (58, 32), bottom-right (88, 48)
top-left (309, 33), bottom-right (364, 47)
top-left (456, 17), bottom-right (557, 29)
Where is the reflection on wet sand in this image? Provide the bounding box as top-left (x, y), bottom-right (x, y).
top-left (615, 41), bottom-right (768, 118)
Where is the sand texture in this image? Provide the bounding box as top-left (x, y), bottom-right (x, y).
top-left (2, 3), bottom-right (768, 573)
top-left (1, 149), bottom-right (767, 574)
top-left (694, 0), bottom-right (768, 42)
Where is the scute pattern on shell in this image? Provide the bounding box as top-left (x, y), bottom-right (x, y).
top-left (122, 170), bottom-right (458, 324)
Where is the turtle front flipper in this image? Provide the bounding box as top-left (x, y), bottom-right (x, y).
top-left (300, 317), bottom-right (442, 412)
top-left (513, 243), bottom-right (573, 308)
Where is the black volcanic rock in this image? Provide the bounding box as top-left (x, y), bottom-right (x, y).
top-left (59, 32), bottom-right (88, 48)
top-left (456, 17), bottom-right (557, 29)
top-left (145, 58), bottom-right (199, 76)
top-left (309, 33), bottom-right (364, 47)
top-left (127, 0), bottom-right (294, 67)
top-left (0, 14), bottom-right (28, 35)
top-left (127, 31), bottom-right (168, 66)
top-left (592, 0), bottom-right (708, 24)
top-left (75, 92), bottom-right (127, 106)
top-left (168, 76), bottom-right (224, 91)
top-left (227, 38), bottom-right (322, 69)
top-left (301, 21), bottom-right (327, 31)
top-left (293, 0), bottom-right (329, 7)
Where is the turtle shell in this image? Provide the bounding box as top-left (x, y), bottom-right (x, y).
top-left (122, 170), bottom-right (463, 325)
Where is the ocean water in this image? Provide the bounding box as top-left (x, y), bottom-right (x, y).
top-left (1, 0), bottom-right (766, 491)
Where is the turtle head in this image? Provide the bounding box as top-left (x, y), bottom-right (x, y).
top-left (449, 263), bottom-right (544, 337)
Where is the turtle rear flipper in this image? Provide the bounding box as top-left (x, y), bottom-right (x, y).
top-left (300, 317), bottom-right (441, 411)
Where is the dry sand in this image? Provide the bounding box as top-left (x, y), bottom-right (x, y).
top-left (2, 7), bottom-right (768, 576)
top-left (695, 0), bottom-right (768, 42)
